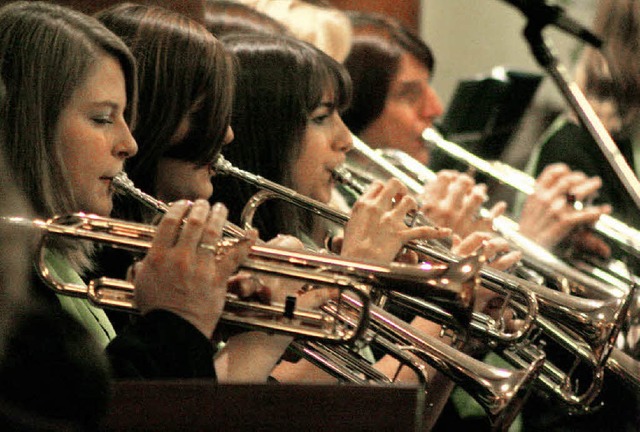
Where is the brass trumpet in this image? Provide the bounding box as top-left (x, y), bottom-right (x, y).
top-left (112, 172), bottom-right (480, 329)
top-left (6, 213), bottom-right (372, 342)
top-left (212, 154), bottom-right (541, 345)
top-left (336, 156), bottom-right (632, 360)
top-left (343, 133), bottom-right (638, 409)
top-left (343, 134), bottom-right (633, 356)
top-left (350, 131), bottom-right (630, 299)
top-left (225, 166), bottom-right (545, 428)
top-left (313, 292), bottom-right (545, 432)
top-left (422, 127), bottom-right (640, 260)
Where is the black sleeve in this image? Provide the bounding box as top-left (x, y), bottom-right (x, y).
top-left (534, 121), bottom-right (621, 206)
top-left (106, 310), bottom-right (216, 380)
top-left (0, 307), bottom-right (111, 430)
top-left (89, 248), bottom-right (218, 380)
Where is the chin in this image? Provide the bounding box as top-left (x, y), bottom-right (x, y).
top-left (86, 204), bottom-right (112, 217)
top-left (316, 190), bottom-right (332, 205)
top-left (199, 188), bottom-right (214, 201)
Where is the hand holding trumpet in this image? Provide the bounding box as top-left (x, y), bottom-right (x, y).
top-left (418, 170), bottom-right (507, 238)
top-left (341, 178), bottom-right (452, 262)
top-left (131, 200), bottom-right (256, 338)
top-left (228, 234), bottom-right (337, 310)
top-left (518, 163), bottom-right (611, 257)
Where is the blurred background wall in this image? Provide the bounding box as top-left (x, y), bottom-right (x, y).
top-left (422, 0), bottom-right (598, 168)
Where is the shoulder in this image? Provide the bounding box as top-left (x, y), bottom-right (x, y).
top-left (540, 118), bottom-right (594, 151)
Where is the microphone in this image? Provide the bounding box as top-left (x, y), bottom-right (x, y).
top-left (500, 0), bottom-right (602, 47)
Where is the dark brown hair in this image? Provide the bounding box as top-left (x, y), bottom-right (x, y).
top-left (342, 11), bottom-right (434, 135)
top-left (98, 3), bottom-right (236, 202)
top-left (213, 33), bottom-right (352, 240)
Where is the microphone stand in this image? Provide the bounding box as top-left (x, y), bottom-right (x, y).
top-left (515, 2), bottom-right (640, 214)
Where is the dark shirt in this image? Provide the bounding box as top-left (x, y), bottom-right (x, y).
top-left (523, 116), bottom-right (640, 431)
top-left (531, 117), bottom-right (640, 230)
top-left (0, 266), bottom-right (216, 431)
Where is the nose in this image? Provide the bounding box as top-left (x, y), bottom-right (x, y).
top-left (114, 120), bottom-right (138, 159)
top-left (418, 85), bottom-right (444, 121)
top-left (332, 114), bottom-right (354, 153)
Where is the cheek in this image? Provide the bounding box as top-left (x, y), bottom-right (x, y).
top-left (290, 159), bottom-right (307, 193)
top-left (291, 157), bottom-right (321, 197)
top-left (385, 105), bottom-right (415, 129)
top-left (58, 141), bottom-right (87, 193)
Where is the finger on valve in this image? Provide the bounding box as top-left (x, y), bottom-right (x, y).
top-left (133, 200), bottom-right (231, 338)
top-left (483, 237), bottom-right (522, 271)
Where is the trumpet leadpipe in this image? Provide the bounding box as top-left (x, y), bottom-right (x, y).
top-left (112, 172), bottom-right (248, 240)
top-left (6, 213), bottom-right (370, 343)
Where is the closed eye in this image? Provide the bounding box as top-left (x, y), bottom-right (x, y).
top-left (311, 114), bottom-right (330, 125)
top-left (92, 116), bottom-right (114, 125)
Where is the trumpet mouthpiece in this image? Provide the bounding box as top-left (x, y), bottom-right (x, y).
top-left (211, 154), bottom-right (232, 175)
top-left (112, 171), bottom-right (135, 195)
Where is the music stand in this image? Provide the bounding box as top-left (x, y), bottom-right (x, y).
top-left (432, 67), bottom-right (543, 172)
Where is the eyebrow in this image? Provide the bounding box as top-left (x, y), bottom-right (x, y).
top-left (87, 100), bottom-right (123, 111)
top-left (316, 100), bottom-right (336, 110)
top-left (397, 80), bottom-right (424, 89)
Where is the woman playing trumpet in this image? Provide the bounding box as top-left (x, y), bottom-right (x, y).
top-left (96, 3), bottom-right (340, 383)
top-left (0, 1), bottom-right (264, 428)
top-left (210, 32), bottom-right (533, 430)
top-left (0, 0), bottom-right (257, 382)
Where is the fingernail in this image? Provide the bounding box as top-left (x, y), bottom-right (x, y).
top-left (212, 202), bottom-right (226, 213)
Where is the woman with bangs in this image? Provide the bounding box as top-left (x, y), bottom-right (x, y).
top-left (0, 2), bottom-right (255, 428)
top-left (96, 3), bottom-right (236, 218)
top-left (210, 33), bottom-right (455, 396)
top-left (213, 33), bottom-right (445, 255)
top-left (96, 3), bottom-right (319, 383)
